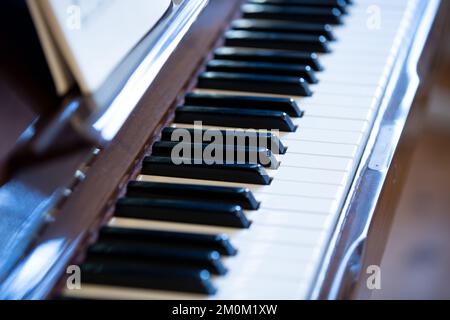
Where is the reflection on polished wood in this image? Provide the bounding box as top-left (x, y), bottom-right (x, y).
top-left (373, 53), bottom-right (450, 300)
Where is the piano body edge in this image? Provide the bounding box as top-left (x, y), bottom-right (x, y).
top-left (314, 0), bottom-right (449, 300)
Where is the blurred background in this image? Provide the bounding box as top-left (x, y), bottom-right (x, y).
top-left (373, 36), bottom-right (450, 300)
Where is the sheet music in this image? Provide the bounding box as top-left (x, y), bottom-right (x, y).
top-left (28, 0), bottom-right (172, 95)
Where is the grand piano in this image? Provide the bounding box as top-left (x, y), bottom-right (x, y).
top-left (0, 0), bottom-right (448, 300)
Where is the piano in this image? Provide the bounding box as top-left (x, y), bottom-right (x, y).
top-left (0, 0), bottom-right (448, 300)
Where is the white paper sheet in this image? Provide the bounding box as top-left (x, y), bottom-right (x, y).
top-left (28, 0), bottom-right (172, 95)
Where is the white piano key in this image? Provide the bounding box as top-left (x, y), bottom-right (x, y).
top-left (215, 274), bottom-right (310, 299)
top-left (311, 82), bottom-right (383, 98)
top-left (251, 210), bottom-right (333, 229)
top-left (110, 217), bottom-right (327, 247)
top-left (293, 117), bottom-right (369, 133)
top-left (272, 166), bottom-right (349, 186)
top-left (229, 241), bottom-right (320, 263)
top-left (279, 153), bottom-right (353, 171)
top-left (138, 174), bottom-right (345, 199)
top-left (172, 123), bottom-right (365, 145)
top-left (301, 94), bottom-right (378, 109)
top-left (281, 128), bottom-right (364, 145)
top-left (285, 140), bottom-right (359, 158)
top-left (63, 285), bottom-right (206, 300)
top-left (302, 105), bottom-right (376, 121)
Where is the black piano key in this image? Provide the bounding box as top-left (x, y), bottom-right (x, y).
top-left (151, 141), bottom-right (279, 169)
top-left (246, 0), bottom-right (349, 14)
top-left (81, 262), bottom-right (216, 294)
top-left (99, 226), bottom-right (238, 256)
top-left (231, 19), bottom-right (335, 41)
top-left (115, 197), bottom-right (251, 229)
top-left (142, 156), bottom-right (272, 185)
top-left (127, 181), bottom-right (260, 210)
top-left (175, 106), bottom-right (297, 132)
top-left (207, 59), bottom-right (318, 84)
top-left (214, 47), bottom-right (323, 71)
top-left (87, 242), bottom-right (227, 275)
top-left (197, 72), bottom-right (312, 97)
top-left (161, 127), bottom-right (287, 155)
top-left (184, 92), bottom-right (302, 117)
top-left (224, 30), bottom-right (330, 53)
top-left (241, 4), bottom-right (344, 25)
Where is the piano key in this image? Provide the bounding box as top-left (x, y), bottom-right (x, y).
top-left (176, 108), bottom-right (369, 137)
top-left (65, 273), bottom-right (310, 300)
top-left (222, 255), bottom-right (315, 281)
top-left (313, 81), bottom-right (383, 97)
top-left (184, 92), bottom-right (303, 117)
top-left (214, 47), bottom-right (323, 71)
top-left (87, 242), bottom-right (227, 275)
top-left (216, 280), bottom-right (309, 300)
top-left (224, 30), bottom-right (330, 53)
top-left (241, 4), bottom-right (344, 25)
top-left (246, 0), bottom-right (350, 14)
top-left (231, 240), bottom-right (319, 262)
top-left (142, 156), bottom-right (272, 185)
top-left (161, 126), bottom-right (288, 154)
top-left (304, 105), bottom-right (375, 121)
top-left (151, 141), bottom-right (280, 169)
top-left (127, 181), bottom-right (260, 210)
top-left (257, 196), bottom-right (338, 216)
top-left (175, 106), bottom-right (297, 132)
top-left (271, 166), bottom-right (348, 185)
top-left (198, 72), bottom-right (312, 97)
top-left (80, 262), bottom-right (216, 294)
top-left (316, 70), bottom-right (386, 87)
top-left (63, 284), bottom-right (208, 300)
top-left (138, 174), bottom-right (344, 202)
top-left (215, 264), bottom-right (313, 291)
top-left (109, 217), bottom-right (327, 247)
top-left (132, 176), bottom-right (345, 219)
top-left (172, 121), bottom-right (364, 145)
top-left (115, 197), bottom-right (251, 229)
top-left (206, 60), bottom-right (318, 84)
top-left (294, 117), bottom-right (369, 132)
top-left (280, 153), bottom-right (352, 171)
top-left (231, 19), bottom-right (335, 41)
top-left (282, 127), bottom-right (364, 145)
top-left (286, 140), bottom-right (358, 158)
top-left (99, 226), bottom-right (237, 256)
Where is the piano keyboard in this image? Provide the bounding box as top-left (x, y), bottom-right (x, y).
top-left (63, 0), bottom-right (419, 300)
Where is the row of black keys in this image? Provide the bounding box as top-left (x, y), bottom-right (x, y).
top-left (197, 0), bottom-right (351, 96)
top-left (78, 96), bottom-right (297, 295)
top-left (73, 0), bottom-right (352, 297)
top-left (79, 95), bottom-right (298, 294)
